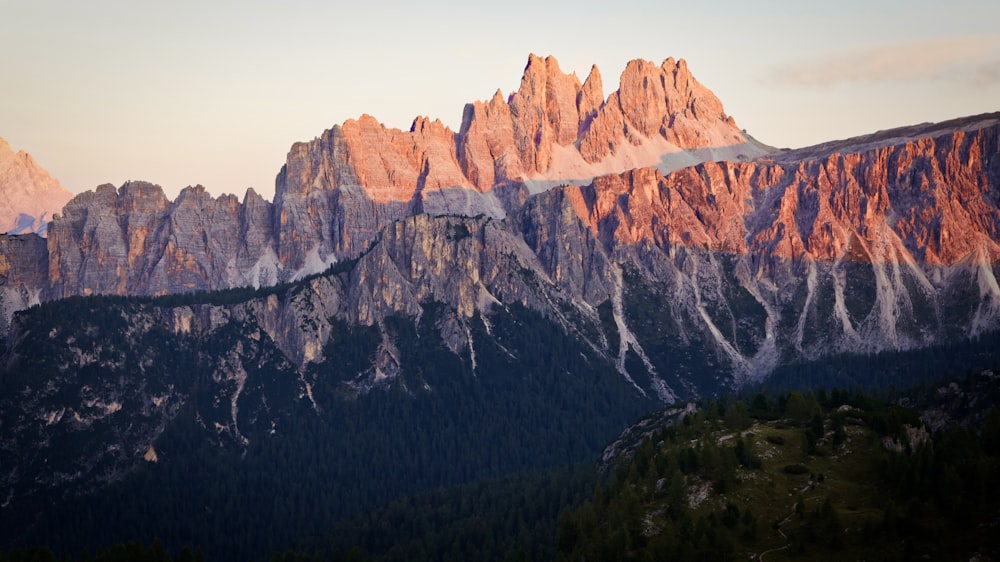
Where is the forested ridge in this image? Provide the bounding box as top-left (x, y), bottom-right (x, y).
top-left (4, 367), bottom-right (1000, 561)
top-left (0, 300), bottom-right (653, 562)
top-left (2, 282), bottom-right (1000, 560)
top-left (556, 375), bottom-right (1000, 561)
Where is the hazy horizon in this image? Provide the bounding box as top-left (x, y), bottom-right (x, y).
top-left (3, 0), bottom-right (999, 200)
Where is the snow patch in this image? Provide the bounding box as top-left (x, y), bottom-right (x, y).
top-left (741, 275), bottom-right (781, 382)
top-left (523, 125), bottom-right (770, 195)
top-left (302, 379), bottom-right (319, 413)
top-left (466, 322), bottom-right (477, 374)
top-left (223, 345), bottom-right (250, 446)
top-left (972, 243), bottom-right (1000, 334)
top-left (832, 259), bottom-right (863, 345)
top-left (687, 254), bottom-right (749, 375)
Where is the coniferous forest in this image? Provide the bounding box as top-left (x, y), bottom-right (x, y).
top-left (2, 291), bottom-right (1000, 561)
top-left (3, 366), bottom-right (1000, 561)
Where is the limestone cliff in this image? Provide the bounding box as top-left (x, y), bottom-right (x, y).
top-left (562, 115), bottom-right (1000, 269)
top-left (0, 234), bottom-right (47, 334)
top-left (47, 182), bottom-right (278, 299)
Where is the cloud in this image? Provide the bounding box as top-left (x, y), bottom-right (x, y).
top-left (771, 38), bottom-right (1000, 87)
top-left (975, 59), bottom-right (1000, 86)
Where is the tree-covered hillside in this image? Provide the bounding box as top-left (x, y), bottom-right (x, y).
top-left (0, 299), bottom-right (654, 562)
top-left (557, 383), bottom-right (1000, 561)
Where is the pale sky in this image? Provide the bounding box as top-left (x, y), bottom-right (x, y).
top-left (2, 1), bottom-right (999, 200)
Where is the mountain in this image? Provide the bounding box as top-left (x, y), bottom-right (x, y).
top-left (0, 138), bottom-right (73, 236)
top-left (1, 54), bottom-right (1000, 560)
top-left (273, 54), bottom-right (765, 267)
top-left (12, 118), bottom-right (999, 379)
top-left (26, 54), bottom-right (764, 302)
top-left (0, 57), bottom-right (996, 373)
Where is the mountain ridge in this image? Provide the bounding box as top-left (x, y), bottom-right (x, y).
top-left (2, 54), bottom-right (1000, 560)
top-left (0, 56), bottom-right (998, 376)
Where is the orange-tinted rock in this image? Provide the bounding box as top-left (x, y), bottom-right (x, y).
top-left (458, 89), bottom-right (524, 190)
top-left (0, 137), bottom-right (74, 236)
top-left (273, 54), bottom-right (762, 269)
top-left (577, 65), bottom-right (604, 135)
top-left (562, 117), bottom-right (1000, 268)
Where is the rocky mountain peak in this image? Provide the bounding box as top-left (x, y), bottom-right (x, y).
top-left (0, 55), bottom-right (776, 299)
top-left (265, 54), bottom-right (767, 270)
top-left (507, 53), bottom-right (585, 171)
top-left (609, 56), bottom-right (734, 149)
top-left (578, 64), bottom-right (603, 131)
top-left (0, 66), bottom-right (999, 419)
top-left (0, 137), bottom-right (74, 236)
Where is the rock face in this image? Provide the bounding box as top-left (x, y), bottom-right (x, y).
top-left (0, 233), bottom-right (48, 334)
top-left (567, 116), bottom-right (1000, 268)
top-left (32, 108), bottom-right (999, 394)
top-left (47, 182), bottom-right (279, 299)
top-left (539, 119), bottom-right (1000, 369)
top-left (284, 114), bottom-right (1000, 384)
top-left (27, 54), bottom-right (764, 296)
top-left (0, 137), bottom-right (74, 236)
top-left (273, 54), bottom-right (765, 269)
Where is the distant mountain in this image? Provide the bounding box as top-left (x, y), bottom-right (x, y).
top-left (0, 137), bottom-right (73, 236)
top-left (1, 53), bottom-right (1000, 561)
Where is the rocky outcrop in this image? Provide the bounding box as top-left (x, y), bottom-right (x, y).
top-left (47, 182), bottom-right (279, 299)
top-left (105, 137), bottom-right (999, 390)
top-left (552, 117), bottom-right (1000, 269)
top-left (0, 137), bottom-right (73, 236)
top-left (529, 116), bottom-right (1000, 366)
top-left (2, 185), bottom-right (999, 519)
top-left (0, 234), bottom-right (48, 334)
top-left (3, 115), bottom-right (999, 367)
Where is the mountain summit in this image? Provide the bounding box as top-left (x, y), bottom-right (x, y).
top-left (274, 54), bottom-right (767, 267)
top-left (0, 137), bottom-right (73, 236)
